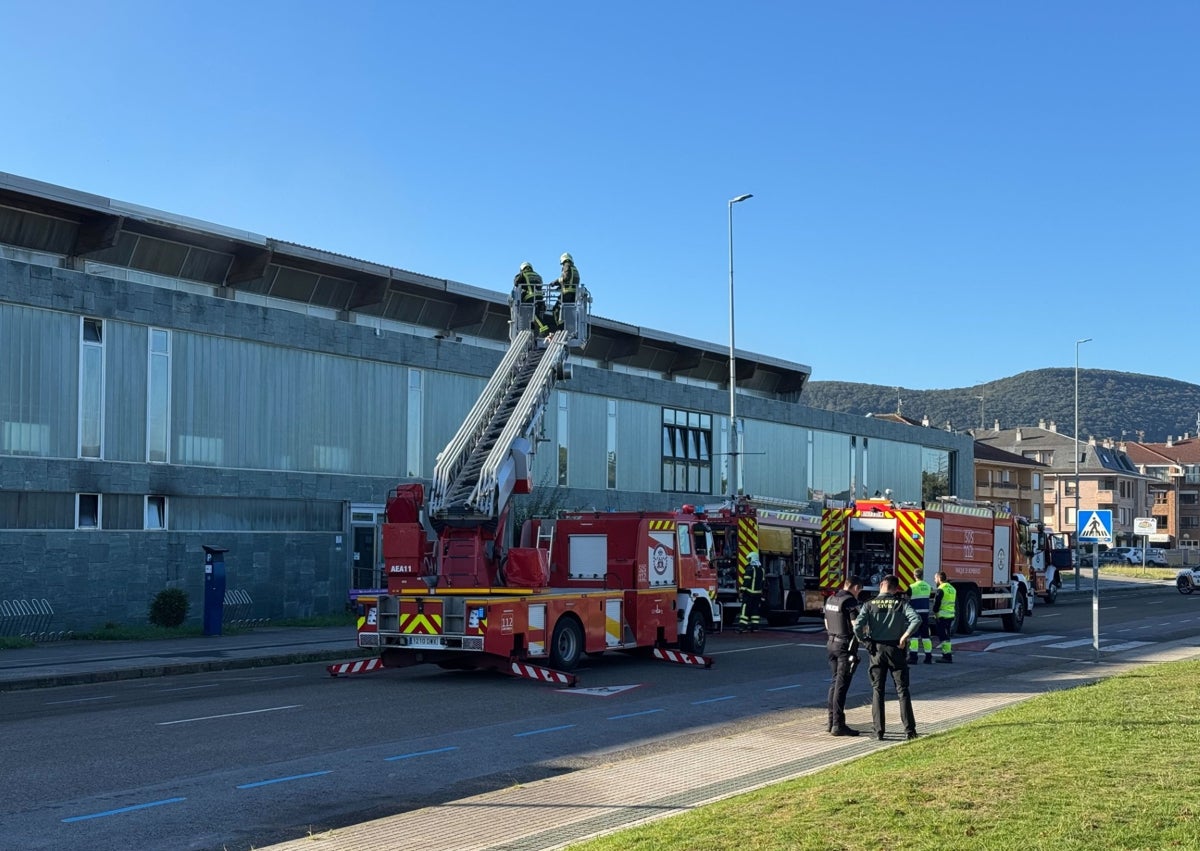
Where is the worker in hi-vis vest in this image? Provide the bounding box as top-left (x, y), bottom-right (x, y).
top-left (906, 576), bottom-right (934, 664)
top-left (931, 571), bottom-right (957, 663)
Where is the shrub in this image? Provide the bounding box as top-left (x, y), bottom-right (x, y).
top-left (148, 587), bottom-right (190, 628)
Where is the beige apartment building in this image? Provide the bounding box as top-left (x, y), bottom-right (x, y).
top-left (1125, 434), bottom-right (1200, 550)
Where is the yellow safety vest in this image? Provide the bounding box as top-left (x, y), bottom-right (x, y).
top-left (935, 583), bottom-right (957, 619)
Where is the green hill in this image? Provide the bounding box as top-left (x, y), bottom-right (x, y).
top-left (802, 369), bottom-right (1200, 444)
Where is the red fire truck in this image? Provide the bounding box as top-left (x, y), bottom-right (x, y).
top-left (349, 284), bottom-right (720, 683)
top-left (818, 498), bottom-right (1055, 634)
top-left (701, 495), bottom-right (824, 625)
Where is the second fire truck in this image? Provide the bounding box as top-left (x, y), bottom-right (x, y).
top-left (818, 497), bottom-right (1058, 634)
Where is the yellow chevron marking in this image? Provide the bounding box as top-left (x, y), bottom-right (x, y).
top-left (399, 612), bottom-right (442, 635)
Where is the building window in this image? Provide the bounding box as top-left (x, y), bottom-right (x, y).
top-left (557, 393), bottom-right (569, 486)
top-left (1184, 517), bottom-right (1199, 529)
top-left (661, 408), bottom-right (712, 494)
top-left (406, 369), bottom-right (423, 477)
top-left (606, 399), bottom-right (617, 490)
top-left (1032, 502), bottom-right (1041, 521)
top-left (77, 493), bottom-right (101, 529)
top-left (1065, 481), bottom-right (1077, 496)
top-left (80, 318), bottom-right (105, 458)
top-left (1033, 473), bottom-right (1041, 490)
top-left (148, 328), bottom-right (171, 463)
top-left (1065, 507), bottom-right (1076, 527)
top-left (146, 496), bottom-right (167, 530)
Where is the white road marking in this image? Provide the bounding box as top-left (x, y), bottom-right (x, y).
top-left (45, 695), bottom-right (115, 705)
top-left (157, 684), bottom-right (220, 693)
top-left (982, 635), bottom-right (1065, 652)
top-left (156, 704), bottom-right (301, 726)
top-left (709, 643), bottom-right (801, 655)
top-left (1043, 639), bottom-right (1095, 649)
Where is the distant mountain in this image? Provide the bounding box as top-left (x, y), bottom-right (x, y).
top-left (802, 369), bottom-right (1200, 444)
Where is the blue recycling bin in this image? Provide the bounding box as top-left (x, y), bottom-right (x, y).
top-left (202, 546), bottom-right (228, 636)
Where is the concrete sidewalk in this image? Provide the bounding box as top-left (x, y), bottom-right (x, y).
top-left (0, 625), bottom-right (362, 691)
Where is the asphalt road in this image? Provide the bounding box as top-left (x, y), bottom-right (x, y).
top-left (2, 583), bottom-right (1195, 851)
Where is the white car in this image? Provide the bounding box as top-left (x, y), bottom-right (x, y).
top-left (1144, 548), bottom-right (1169, 567)
top-left (1108, 546), bottom-right (1161, 566)
top-left (1177, 566), bottom-right (1200, 595)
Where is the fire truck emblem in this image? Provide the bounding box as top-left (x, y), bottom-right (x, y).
top-left (653, 545), bottom-right (668, 575)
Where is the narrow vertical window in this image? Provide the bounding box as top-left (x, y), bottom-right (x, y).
top-left (80, 318), bottom-right (104, 458)
top-left (146, 495), bottom-right (167, 530)
top-left (406, 369), bottom-right (423, 477)
top-left (147, 328), bottom-right (171, 463)
top-left (557, 393), bottom-right (569, 486)
top-left (77, 493), bottom-right (101, 529)
top-left (606, 399), bottom-right (617, 490)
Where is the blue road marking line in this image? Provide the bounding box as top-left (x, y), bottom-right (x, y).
top-left (62, 797), bottom-right (186, 823)
top-left (692, 695), bottom-right (736, 705)
top-left (514, 724), bottom-right (576, 737)
top-left (608, 708), bottom-right (665, 721)
top-left (385, 746), bottom-right (460, 761)
top-left (236, 770), bottom-right (332, 789)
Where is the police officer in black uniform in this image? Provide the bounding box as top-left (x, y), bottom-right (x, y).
top-left (824, 574), bottom-right (865, 736)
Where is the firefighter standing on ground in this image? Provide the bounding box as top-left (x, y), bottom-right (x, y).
top-left (551, 252), bottom-right (580, 331)
top-left (736, 551), bottom-right (766, 633)
top-left (906, 575), bottom-right (934, 664)
top-left (513, 262), bottom-right (550, 336)
top-left (824, 575), bottom-right (865, 736)
top-left (853, 574), bottom-right (921, 740)
top-left (932, 571), bottom-right (957, 663)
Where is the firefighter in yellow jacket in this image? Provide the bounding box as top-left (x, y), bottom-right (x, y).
top-left (736, 551), bottom-right (766, 633)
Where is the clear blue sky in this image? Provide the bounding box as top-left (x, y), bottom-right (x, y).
top-left (3, 2), bottom-right (1197, 389)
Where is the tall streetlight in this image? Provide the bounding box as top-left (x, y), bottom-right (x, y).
top-left (1074, 337), bottom-right (1092, 591)
top-left (728, 193), bottom-right (753, 497)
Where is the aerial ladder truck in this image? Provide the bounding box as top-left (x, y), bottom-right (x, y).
top-left (344, 279), bottom-right (720, 685)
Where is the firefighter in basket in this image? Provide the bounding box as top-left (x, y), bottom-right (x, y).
top-left (736, 551), bottom-right (766, 633)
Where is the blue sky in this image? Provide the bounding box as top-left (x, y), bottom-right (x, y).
top-left (3, 2), bottom-right (1197, 389)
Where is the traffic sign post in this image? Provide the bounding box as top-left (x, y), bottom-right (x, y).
top-left (1134, 517), bottom-right (1155, 575)
top-left (1078, 510), bottom-right (1112, 663)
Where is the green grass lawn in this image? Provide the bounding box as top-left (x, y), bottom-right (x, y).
top-left (570, 660), bottom-right (1200, 851)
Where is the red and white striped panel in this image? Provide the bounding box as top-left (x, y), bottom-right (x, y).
top-left (509, 661), bottom-right (578, 686)
top-left (326, 657), bottom-right (385, 677)
top-left (653, 647), bottom-right (715, 669)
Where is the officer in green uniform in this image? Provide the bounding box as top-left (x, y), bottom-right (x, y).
top-left (853, 574), bottom-right (921, 741)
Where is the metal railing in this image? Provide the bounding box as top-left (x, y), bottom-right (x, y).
top-left (222, 589), bottom-right (269, 628)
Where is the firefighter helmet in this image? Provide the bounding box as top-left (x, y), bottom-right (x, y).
top-left (747, 551), bottom-right (761, 566)
top-left (560, 252), bottom-right (573, 264)
top-left (520, 261), bottom-right (532, 272)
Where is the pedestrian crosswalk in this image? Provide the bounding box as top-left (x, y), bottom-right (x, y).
top-left (982, 636), bottom-right (1153, 653)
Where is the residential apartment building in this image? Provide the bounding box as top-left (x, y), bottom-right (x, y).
top-left (971, 442), bottom-right (1048, 523)
top-left (1125, 434), bottom-right (1200, 549)
top-left (973, 421), bottom-right (1149, 547)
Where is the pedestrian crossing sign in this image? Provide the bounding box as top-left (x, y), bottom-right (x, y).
top-left (1077, 510), bottom-right (1113, 543)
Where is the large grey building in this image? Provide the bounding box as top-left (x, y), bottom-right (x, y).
top-left (0, 172), bottom-right (973, 631)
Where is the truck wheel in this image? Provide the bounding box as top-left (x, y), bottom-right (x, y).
top-left (1042, 578), bottom-right (1059, 606)
top-left (1001, 589), bottom-right (1026, 632)
top-left (549, 616), bottom-right (584, 670)
top-left (679, 606), bottom-right (708, 655)
top-left (956, 586), bottom-right (979, 635)
top-left (1178, 576), bottom-right (1195, 595)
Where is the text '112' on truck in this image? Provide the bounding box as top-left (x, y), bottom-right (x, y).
top-left (342, 275), bottom-right (720, 685)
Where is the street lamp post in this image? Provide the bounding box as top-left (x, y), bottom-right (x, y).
top-left (728, 193), bottom-right (752, 497)
top-left (1074, 337), bottom-right (1091, 591)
